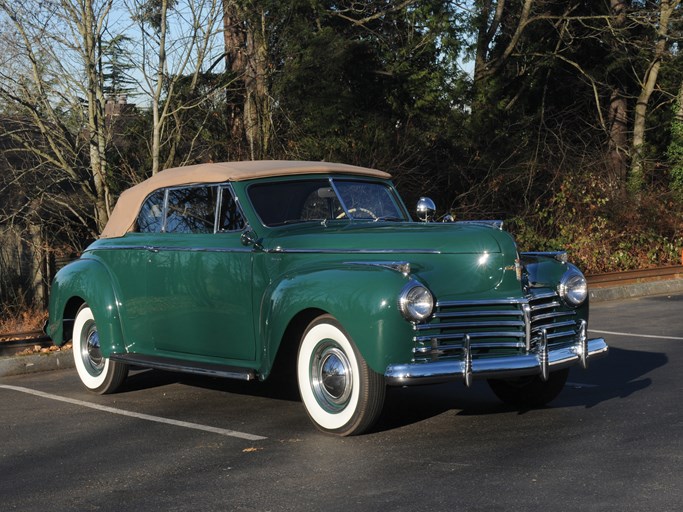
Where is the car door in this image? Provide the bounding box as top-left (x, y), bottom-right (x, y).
top-left (144, 184), bottom-right (256, 361)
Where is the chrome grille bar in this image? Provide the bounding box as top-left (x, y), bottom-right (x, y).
top-left (413, 289), bottom-right (580, 363)
top-left (415, 319), bottom-right (525, 331)
top-left (414, 331), bottom-right (525, 343)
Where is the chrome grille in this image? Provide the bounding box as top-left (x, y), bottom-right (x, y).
top-left (413, 289), bottom-right (578, 363)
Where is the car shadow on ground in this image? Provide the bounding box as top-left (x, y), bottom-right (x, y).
top-left (120, 366), bottom-right (302, 401)
top-left (117, 345), bottom-right (666, 434)
top-left (374, 345), bottom-right (667, 432)
top-left (553, 345), bottom-right (666, 408)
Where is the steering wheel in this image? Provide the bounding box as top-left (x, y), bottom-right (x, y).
top-left (335, 207), bottom-right (378, 220)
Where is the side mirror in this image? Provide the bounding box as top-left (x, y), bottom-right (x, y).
top-left (416, 197), bottom-right (436, 222)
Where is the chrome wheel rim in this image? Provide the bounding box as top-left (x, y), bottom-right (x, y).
top-left (80, 321), bottom-right (104, 377)
top-left (311, 342), bottom-right (353, 413)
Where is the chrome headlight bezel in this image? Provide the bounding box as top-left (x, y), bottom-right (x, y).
top-left (558, 267), bottom-right (588, 307)
top-left (398, 281), bottom-right (435, 322)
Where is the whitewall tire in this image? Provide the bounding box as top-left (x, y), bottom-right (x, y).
top-left (297, 315), bottom-right (385, 436)
top-left (72, 305), bottom-right (128, 394)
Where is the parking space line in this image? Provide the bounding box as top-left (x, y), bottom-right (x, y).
top-left (565, 382), bottom-right (599, 389)
top-left (0, 384), bottom-right (267, 441)
top-left (590, 329), bottom-right (683, 341)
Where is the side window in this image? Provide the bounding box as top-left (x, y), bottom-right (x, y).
top-left (218, 186), bottom-right (246, 232)
top-left (165, 186), bottom-right (217, 234)
top-left (138, 190), bottom-right (166, 233)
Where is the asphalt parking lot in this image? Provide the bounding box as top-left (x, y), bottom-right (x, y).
top-left (1, 292), bottom-right (682, 511)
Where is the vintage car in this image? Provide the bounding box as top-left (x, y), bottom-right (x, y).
top-left (47, 161), bottom-right (608, 435)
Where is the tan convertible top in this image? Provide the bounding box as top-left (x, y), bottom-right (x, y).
top-left (100, 160), bottom-right (392, 238)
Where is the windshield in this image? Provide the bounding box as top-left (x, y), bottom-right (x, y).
top-left (247, 178), bottom-right (408, 227)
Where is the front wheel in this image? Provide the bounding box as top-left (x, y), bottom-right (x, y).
top-left (72, 305), bottom-right (128, 394)
top-left (487, 368), bottom-right (569, 408)
top-left (297, 315), bottom-right (385, 436)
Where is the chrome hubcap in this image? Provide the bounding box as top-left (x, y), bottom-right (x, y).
top-left (81, 321), bottom-right (104, 377)
top-left (311, 343), bottom-right (353, 412)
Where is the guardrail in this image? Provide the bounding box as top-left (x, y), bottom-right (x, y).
top-left (586, 265), bottom-right (683, 288)
top-left (0, 330), bottom-right (53, 358)
top-left (0, 329), bottom-right (46, 342)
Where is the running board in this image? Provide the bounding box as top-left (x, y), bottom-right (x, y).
top-left (109, 354), bottom-right (256, 381)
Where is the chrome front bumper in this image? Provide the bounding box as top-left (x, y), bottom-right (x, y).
top-left (385, 335), bottom-right (608, 387)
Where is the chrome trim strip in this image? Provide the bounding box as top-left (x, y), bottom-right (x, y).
top-left (415, 319), bottom-right (525, 331)
top-left (528, 290), bottom-right (559, 301)
top-left (270, 248), bottom-right (442, 254)
top-left (385, 337), bottom-right (608, 386)
top-left (532, 310), bottom-right (576, 322)
top-left (457, 220), bottom-right (504, 230)
top-left (414, 331), bottom-right (525, 343)
top-left (414, 340), bottom-right (525, 353)
top-left (533, 319), bottom-right (578, 331)
top-left (522, 303), bottom-right (532, 351)
top-left (434, 310), bottom-right (522, 319)
top-left (540, 329), bottom-right (549, 381)
top-left (436, 298), bottom-right (528, 308)
top-left (579, 320), bottom-right (588, 369)
top-left (90, 244), bottom-right (437, 255)
top-left (343, 261), bottom-right (411, 275)
top-left (88, 245), bottom-right (253, 253)
top-left (110, 354), bottom-right (256, 381)
top-left (464, 334), bottom-right (473, 387)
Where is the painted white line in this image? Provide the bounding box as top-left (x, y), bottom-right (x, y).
top-left (0, 384), bottom-right (266, 441)
top-left (565, 381), bottom-right (599, 389)
top-left (590, 329), bottom-right (683, 341)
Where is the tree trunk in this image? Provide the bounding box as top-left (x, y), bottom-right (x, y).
top-left (629, 0), bottom-right (680, 193)
top-left (606, 0), bottom-right (629, 186)
top-left (243, 9), bottom-right (271, 160)
top-left (83, 0), bottom-right (113, 229)
top-left (223, 0), bottom-right (246, 148)
top-left (607, 89), bottom-right (629, 182)
top-left (150, 0), bottom-right (169, 175)
top-left (222, 1), bottom-right (271, 160)
top-left (28, 221), bottom-right (45, 308)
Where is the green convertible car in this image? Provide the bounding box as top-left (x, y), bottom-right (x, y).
top-left (47, 160), bottom-right (608, 435)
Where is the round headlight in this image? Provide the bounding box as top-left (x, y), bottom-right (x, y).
top-left (559, 269), bottom-right (588, 306)
top-left (398, 282), bottom-right (434, 322)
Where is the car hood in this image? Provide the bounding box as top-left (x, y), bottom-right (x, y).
top-left (263, 222), bottom-right (522, 298)
top-left (263, 221), bottom-right (513, 255)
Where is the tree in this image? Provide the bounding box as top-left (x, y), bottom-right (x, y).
top-left (267, 0), bottom-right (466, 205)
top-left (221, 0), bottom-right (274, 160)
top-left (102, 34), bottom-right (137, 98)
top-left (129, 0), bottom-right (226, 174)
top-left (629, 0), bottom-right (682, 193)
top-left (0, 0), bottom-right (118, 233)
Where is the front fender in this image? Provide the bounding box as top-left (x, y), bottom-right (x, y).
top-left (259, 264), bottom-right (417, 376)
top-left (522, 254), bottom-right (589, 320)
top-left (47, 257), bottom-right (125, 357)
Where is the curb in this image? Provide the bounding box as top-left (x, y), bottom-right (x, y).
top-left (0, 349), bottom-right (74, 378)
top-left (590, 278), bottom-right (683, 302)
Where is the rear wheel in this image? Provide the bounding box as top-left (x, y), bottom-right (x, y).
top-left (297, 315), bottom-right (385, 436)
top-left (487, 368), bottom-right (569, 408)
top-left (72, 305), bottom-right (128, 394)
